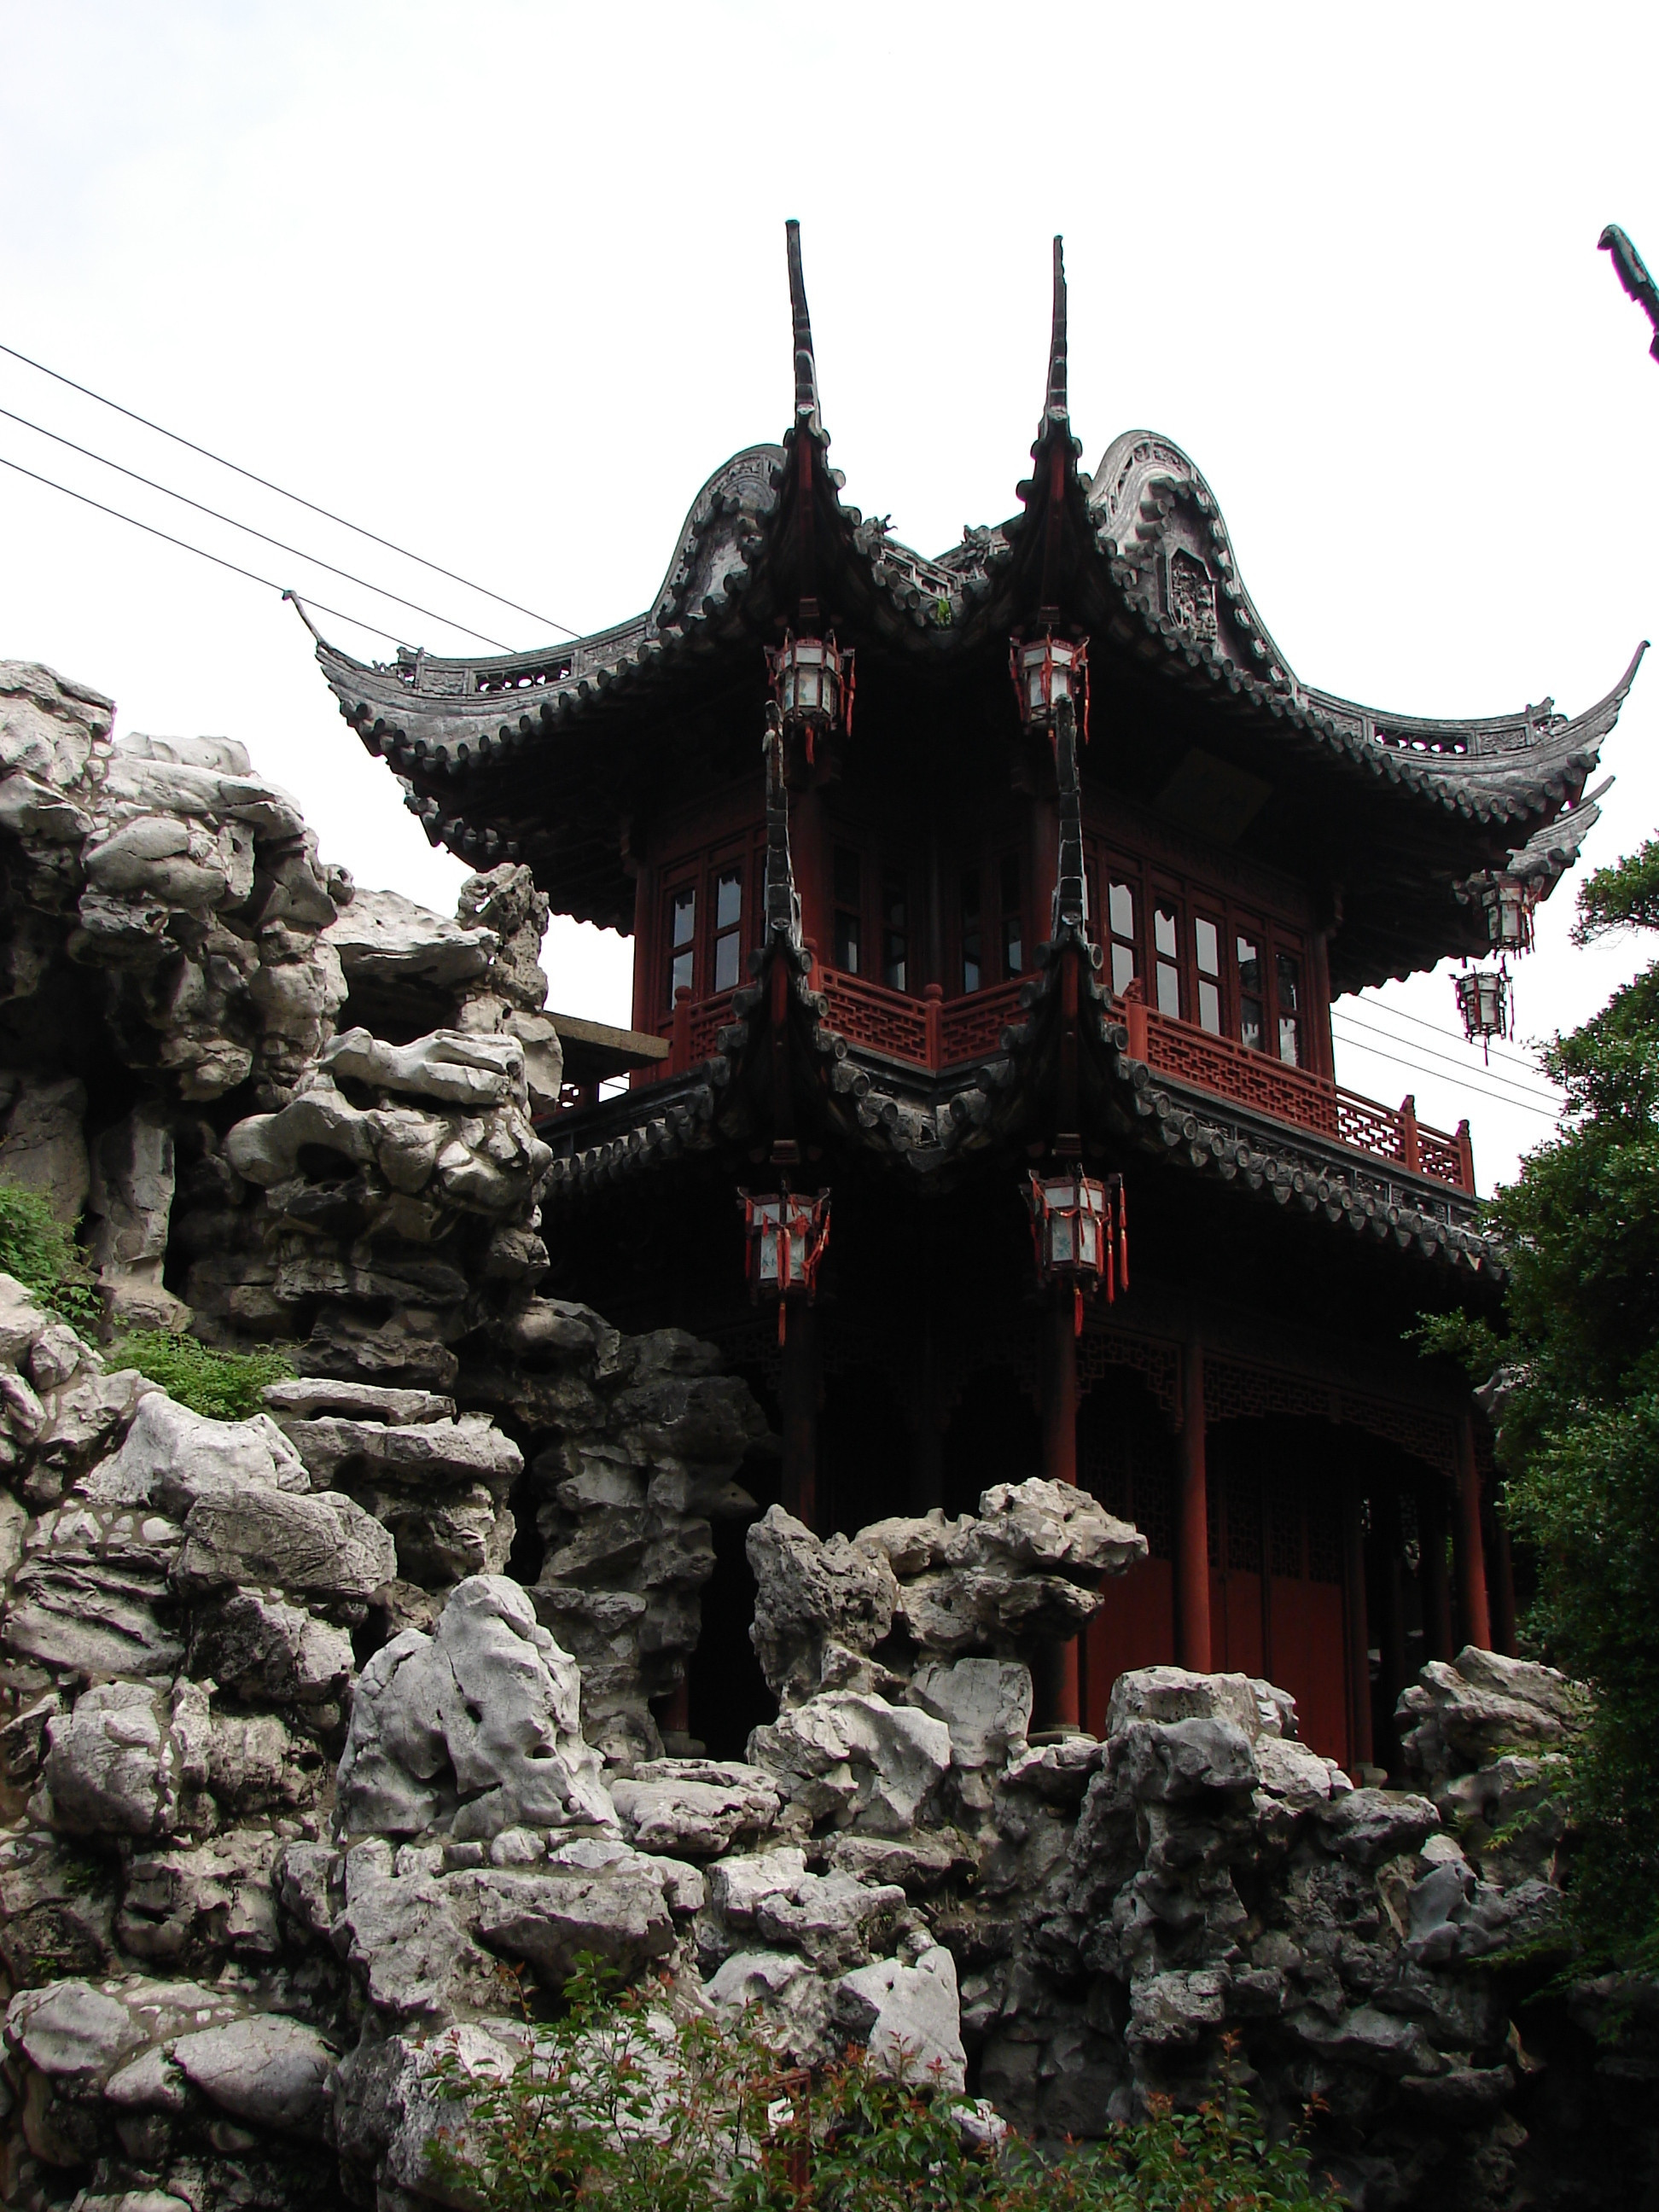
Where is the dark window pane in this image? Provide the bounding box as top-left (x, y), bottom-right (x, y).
top-left (1156, 959), bottom-right (1180, 1018)
top-left (834, 846), bottom-right (862, 907)
top-left (670, 947), bottom-right (694, 1004)
top-left (1237, 932), bottom-right (1264, 1050)
top-left (1111, 941), bottom-right (1135, 995)
top-left (716, 869), bottom-right (742, 931)
top-left (835, 911), bottom-right (861, 974)
top-left (714, 931), bottom-right (741, 992)
top-left (672, 888), bottom-right (696, 950)
top-left (1195, 916), bottom-right (1220, 975)
top-left (1277, 956), bottom-right (1302, 1067)
top-left (961, 867), bottom-right (982, 993)
top-left (882, 874), bottom-right (908, 992)
top-left (1000, 853), bottom-right (1023, 976)
top-left (1109, 880), bottom-right (1135, 940)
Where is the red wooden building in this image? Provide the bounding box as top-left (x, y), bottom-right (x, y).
top-left (306, 229), bottom-right (1639, 1773)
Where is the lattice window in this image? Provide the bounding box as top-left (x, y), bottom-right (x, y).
top-left (1084, 1413), bottom-right (1174, 1560)
top-left (1307, 1487), bottom-right (1343, 1584)
top-left (1226, 1467), bottom-right (1263, 1574)
top-left (1269, 1476), bottom-right (1304, 1580)
top-left (1077, 1327), bottom-right (1181, 1422)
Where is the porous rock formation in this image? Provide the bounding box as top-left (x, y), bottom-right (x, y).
top-left (1, 657), bottom-right (1655, 2212)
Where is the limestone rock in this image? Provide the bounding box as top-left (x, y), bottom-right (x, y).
top-left (170, 2011), bottom-right (338, 2135)
top-left (336, 1574), bottom-right (614, 1841)
top-left (909, 1657), bottom-right (1033, 1771)
top-left (835, 1946), bottom-right (967, 2093)
top-left (610, 1761), bottom-right (782, 1856)
top-left (173, 1482), bottom-right (396, 1600)
top-left (35, 1679), bottom-right (210, 1837)
top-left (748, 1691), bottom-right (952, 1835)
top-left (88, 1388), bottom-right (311, 1515)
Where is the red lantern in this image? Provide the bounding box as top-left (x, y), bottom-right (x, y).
top-left (1010, 630), bottom-right (1089, 743)
top-left (765, 632), bottom-right (853, 762)
top-left (1027, 1167), bottom-right (1126, 1334)
top-left (739, 1187), bottom-right (831, 1343)
top-left (1478, 874), bottom-right (1537, 957)
top-left (1454, 967), bottom-right (1511, 1061)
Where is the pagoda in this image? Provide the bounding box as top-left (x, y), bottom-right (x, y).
top-left (302, 226), bottom-right (1639, 1773)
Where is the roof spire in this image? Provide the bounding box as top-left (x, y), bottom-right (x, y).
top-left (1045, 235), bottom-right (1068, 427)
top-left (763, 704), bottom-right (802, 947)
top-left (786, 219), bottom-right (822, 438)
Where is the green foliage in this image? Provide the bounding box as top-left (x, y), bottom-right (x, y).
top-left (1572, 834), bottom-right (1659, 942)
top-left (107, 1330), bottom-right (294, 1421)
top-left (428, 1965), bottom-right (1339, 2212)
top-left (1435, 832), bottom-right (1659, 1968)
top-left (0, 1177), bottom-right (100, 1328)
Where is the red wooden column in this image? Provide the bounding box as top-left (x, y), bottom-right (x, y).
top-left (1040, 1298), bottom-right (1081, 1728)
top-left (1454, 1412), bottom-right (1493, 1651)
top-left (1175, 1342), bottom-right (1212, 1672)
top-left (1343, 1482), bottom-right (1375, 1772)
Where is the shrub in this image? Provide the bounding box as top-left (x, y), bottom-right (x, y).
top-left (428, 1965), bottom-right (1339, 2212)
top-left (107, 1329), bottom-right (294, 1421)
top-left (0, 1177), bottom-right (100, 1329)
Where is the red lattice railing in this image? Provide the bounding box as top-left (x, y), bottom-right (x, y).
top-left (1141, 1010), bottom-right (1340, 1140)
top-left (639, 970), bottom-right (1474, 1193)
top-left (818, 970), bottom-right (930, 1062)
top-left (940, 977), bottom-right (1027, 1062)
top-left (687, 990), bottom-right (738, 1062)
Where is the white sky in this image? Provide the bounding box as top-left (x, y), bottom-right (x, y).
top-left (2, 1), bottom-right (1656, 1192)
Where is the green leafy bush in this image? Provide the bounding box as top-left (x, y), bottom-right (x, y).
top-left (107, 1330), bottom-right (294, 1421)
top-left (1415, 833), bottom-right (1659, 1969)
top-left (428, 1964), bottom-right (1338, 2212)
top-left (0, 1177), bottom-right (100, 1328)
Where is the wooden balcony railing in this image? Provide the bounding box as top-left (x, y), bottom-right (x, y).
top-left (645, 967), bottom-right (1476, 1194)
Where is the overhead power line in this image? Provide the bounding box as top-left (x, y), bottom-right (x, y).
top-left (0, 402), bottom-right (511, 651)
top-left (0, 451), bottom-right (406, 649)
top-left (1330, 1020), bottom-right (1561, 1120)
top-left (1333, 1008), bottom-right (1562, 1106)
top-left (0, 335), bottom-right (579, 639)
top-left (1346, 993), bottom-right (1552, 1078)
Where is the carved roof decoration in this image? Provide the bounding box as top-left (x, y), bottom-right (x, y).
top-left (304, 223), bottom-right (1642, 972)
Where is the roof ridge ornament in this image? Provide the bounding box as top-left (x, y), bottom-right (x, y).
top-left (785, 219), bottom-right (822, 438)
top-left (1599, 223), bottom-right (1659, 364)
top-left (1051, 694), bottom-right (1091, 941)
top-left (1045, 234), bottom-right (1068, 428)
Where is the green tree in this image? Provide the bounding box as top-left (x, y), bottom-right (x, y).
top-left (1420, 834), bottom-right (1659, 1966)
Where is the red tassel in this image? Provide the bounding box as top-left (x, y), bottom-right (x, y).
top-left (1118, 1182), bottom-right (1130, 1293)
top-left (777, 1302), bottom-right (788, 1348)
top-left (1074, 1285), bottom-right (1083, 1338)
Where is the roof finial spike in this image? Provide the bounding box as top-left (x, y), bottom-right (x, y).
top-left (1046, 235), bottom-right (1068, 424)
top-left (785, 218), bottom-right (822, 437)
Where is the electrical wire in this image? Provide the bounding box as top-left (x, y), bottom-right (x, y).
top-left (1329, 1022), bottom-right (1562, 1119)
top-left (1332, 1008), bottom-right (1562, 1106)
top-left (0, 402), bottom-right (512, 651)
top-left (0, 451), bottom-right (408, 649)
top-left (1345, 992), bottom-right (1552, 1077)
top-left (0, 335), bottom-right (579, 638)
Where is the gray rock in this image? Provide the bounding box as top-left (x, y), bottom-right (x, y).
top-left (174, 1483), bottom-right (397, 1599)
top-left (1114, 1716), bottom-right (1259, 1802)
top-left (336, 1574), bottom-right (614, 1841)
top-left (835, 1946), bottom-right (967, 2092)
top-left (88, 1389), bottom-right (310, 1514)
top-left (35, 1679), bottom-right (210, 1837)
top-left (4, 1976), bottom-right (143, 2081)
top-left (186, 1587), bottom-right (355, 1704)
top-left (610, 1763), bottom-right (782, 1857)
top-left (171, 2012), bottom-right (338, 2134)
top-left (748, 1691), bottom-right (952, 1835)
top-left (747, 1505), bottom-right (898, 1708)
top-left (117, 1828), bottom-right (283, 1964)
top-left (463, 1859), bottom-right (676, 1982)
top-left (1315, 1788), bottom-right (1441, 1866)
top-left (909, 1656), bottom-right (1032, 1770)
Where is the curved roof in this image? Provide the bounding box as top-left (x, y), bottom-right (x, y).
top-left (303, 228), bottom-right (1642, 980)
